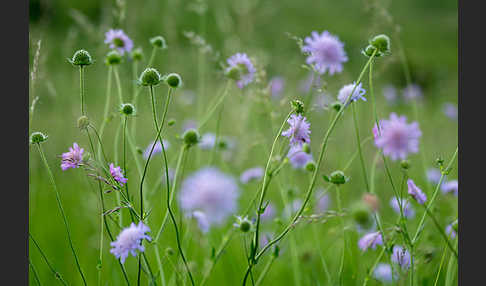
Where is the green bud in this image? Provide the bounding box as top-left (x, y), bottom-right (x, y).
top-left (168, 119), bottom-right (176, 126)
top-left (291, 99), bottom-right (305, 114)
top-left (105, 50), bottom-right (122, 65)
top-left (150, 36), bottom-right (167, 49)
top-left (183, 128), bottom-right (200, 146)
top-left (240, 221), bottom-right (251, 232)
top-left (302, 143), bottom-right (311, 154)
top-left (305, 161), bottom-right (316, 172)
top-left (165, 247), bottom-right (175, 256)
top-left (30, 132), bottom-right (48, 144)
top-left (400, 160), bottom-right (411, 170)
top-left (77, 115), bottom-right (90, 130)
top-left (165, 73), bottom-right (182, 88)
top-left (120, 103), bottom-right (135, 116)
top-left (235, 216), bottom-right (253, 233)
top-left (139, 68), bottom-right (161, 86)
top-left (136, 147), bottom-right (143, 154)
top-left (361, 45), bottom-right (381, 58)
top-left (131, 47), bottom-right (143, 61)
top-left (331, 101), bottom-right (343, 112)
top-left (369, 34), bottom-right (391, 55)
top-left (225, 66), bottom-right (241, 81)
top-left (69, 49), bottom-right (93, 66)
top-left (329, 170), bottom-right (347, 185)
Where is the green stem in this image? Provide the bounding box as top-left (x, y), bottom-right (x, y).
top-left (198, 80), bottom-right (231, 131)
top-left (29, 258), bottom-right (42, 286)
top-left (98, 66), bottom-right (113, 160)
top-left (29, 233), bottom-right (68, 285)
top-left (421, 205), bottom-right (458, 258)
top-left (336, 187), bottom-right (345, 285)
top-left (114, 67), bottom-right (124, 104)
top-left (80, 66), bottom-right (85, 115)
top-left (434, 243), bottom-right (449, 286)
top-left (351, 102), bottom-right (370, 192)
top-left (255, 256), bottom-right (276, 286)
top-left (147, 47), bottom-right (157, 67)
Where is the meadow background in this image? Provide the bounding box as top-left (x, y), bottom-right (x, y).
top-left (28, 0), bottom-right (458, 285)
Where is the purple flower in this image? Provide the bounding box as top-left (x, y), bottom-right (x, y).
top-left (426, 168), bottom-right (442, 184)
top-left (104, 29), bottom-right (133, 55)
top-left (240, 167), bottom-right (264, 184)
top-left (282, 114), bottom-right (311, 145)
top-left (358, 231), bottom-right (383, 251)
top-left (61, 143), bottom-right (84, 170)
top-left (226, 53), bottom-right (256, 88)
top-left (110, 222), bottom-right (151, 263)
top-left (402, 84), bottom-right (422, 101)
top-left (391, 245), bottom-right (411, 269)
top-left (390, 197), bottom-right (415, 219)
top-left (373, 263), bottom-right (393, 283)
top-left (261, 203), bottom-right (276, 221)
top-left (269, 76), bottom-right (285, 98)
top-left (337, 82), bottom-right (367, 105)
top-left (373, 113), bottom-right (422, 161)
top-left (316, 190), bottom-right (330, 212)
top-left (287, 144), bottom-right (313, 169)
top-left (192, 211), bottom-right (210, 233)
top-left (407, 179), bottom-right (427, 204)
top-left (143, 140), bottom-right (170, 159)
top-left (446, 224), bottom-right (457, 239)
top-left (179, 167), bottom-right (239, 232)
top-left (199, 133), bottom-right (216, 150)
top-left (443, 103), bottom-right (458, 120)
top-left (382, 84), bottom-right (398, 105)
top-left (110, 163), bottom-right (128, 186)
top-left (302, 31), bottom-right (348, 75)
top-left (441, 180), bottom-right (458, 196)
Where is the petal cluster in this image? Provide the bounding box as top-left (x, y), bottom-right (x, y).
top-left (302, 31), bottom-right (348, 75)
top-left (110, 222), bottom-right (151, 263)
top-left (61, 143), bottom-right (84, 170)
top-left (104, 29), bottom-right (133, 55)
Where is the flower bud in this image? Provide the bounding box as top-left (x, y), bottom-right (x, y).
top-left (351, 202), bottom-right (373, 228)
top-left (302, 143), bottom-right (311, 154)
top-left (120, 103), bottom-right (135, 116)
top-left (139, 68), bottom-right (161, 86)
top-left (69, 49), bottom-right (93, 66)
top-left (131, 47), bottom-right (143, 61)
top-left (136, 147), bottom-right (143, 154)
top-left (183, 128), bottom-right (200, 146)
top-left (291, 99), bottom-right (305, 114)
top-left (329, 170), bottom-right (347, 185)
top-left (77, 115), bottom-right (90, 130)
top-left (305, 161), bottom-right (316, 172)
top-left (105, 50), bottom-right (122, 65)
top-left (165, 73), bottom-right (182, 88)
top-left (234, 216), bottom-right (253, 233)
top-left (331, 101), bottom-right (342, 112)
top-left (400, 160), bottom-right (411, 170)
top-left (369, 34), bottom-right (391, 55)
top-left (361, 45), bottom-right (381, 58)
top-left (30, 131), bottom-right (48, 144)
top-left (225, 66), bottom-right (241, 81)
top-left (165, 247), bottom-right (175, 256)
top-left (168, 119), bottom-right (176, 126)
top-left (150, 36), bottom-right (167, 49)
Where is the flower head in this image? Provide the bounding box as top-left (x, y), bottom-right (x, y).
top-left (337, 82), bottom-right (366, 105)
top-left (373, 263), bottom-right (393, 283)
top-left (391, 245), bottom-right (411, 269)
top-left (287, 144), bottom-right (313, 169)
top-left (110, 222), bottom-right (151, 263)
top-left (402, 84), bottom-right (422, 101)
top-left (390, 197), bottom-right (415, 219)
top-left (104, 29), bottom-right (133, 55)
top-left (407, 179), bottom-right (427, 204)
top-left (443, 103), bottom-right (458, 120)
top-left (373, 113), bottom-right (422, 161)
top-left (225, 53), bottom-right (256, 88)
top-left (302, 31), bottom-right (347, 75)
top-left (382, 84), bottom-right (398, 104)
top-left (30, 131), bottom-right (48, 144)
top-left (233, 216), bottom-right (253, 233)
top-left (179, 167), bottom-right (239, 232)
top-left (240, 167), bottom-right (264, 184)
top-left (269, 76), bottom-right (285, 98)
top-left (61, 143), bottom-right (84, 170)
top-left (446, 223), bottom-right (457, 239)
top-left (143, 140), bottom-right (170, 159)
top-left (426, 168), bottom-right (442, 184)
top-left (282, 114), bottom-right (311, 145)
top-left (69, 50), bottom-right (93, 66)
top-left (110, 163), bottom-right (128, 186)
top-left (358, 231), bottom-right (383, 251)
top-left (441, 180), bottom-right (458, 196)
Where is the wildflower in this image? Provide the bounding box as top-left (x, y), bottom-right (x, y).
top-left (427, 168), bottom-right (442, 184)
top-left (373, 113), bottom-right (422, 161)
top-left (373, 263), bottom-right (393, 283)
top-left (369, 34), bottom-right (391, 55)
top-left (110, 222), bottom-right (151, 263)
top-left (382, 84), bottom-right (398, 104)
top-left (192, 211), bottom-right (210, 233)
top-left (139, 68), bottom-right (162, 86)
top-left (337, 82), bottom-right (367, 106)
top-left (109, 163), bottom-right (128, 186)
top-left (282, 114), bottom-right (311, 145)
top-left (407, 179), bottom-right (427, 204)
top-left (104, 29), bottom-right (133, 55)
top-left (120, 103), bottom-right (135, 116)
top-left (391, 245), bottom-right (411, 269)
top-left (446, 223), bottom-right (457, 239)
top-left (69, 50), bottom-right (93, 66)
top-left (143, 140), bottom-right (171, 159)
top-left (150, 35), bottom-right (167, 49)
top-left (165, 73), bottom-right (182, 88)
top-left (240, 167), bottom-right (264, 184)
top-left (30, 132), bottom-right (48, 144)
top-left (233, 216), bottom-right (253, 233)
top-left (315, 190), bottom-right (330, 212)
top-left (269, 76), bottom-right (285, 98)
top-left (441, 180), bottom-right (458, 196)
top-left (358, 231), bottom-right (383, 251)
top-left (261, 203), bottom-right (276, 221)
top-left (179, 167), bottom-right (239, 232)
top-left (402, 84), bottom-right (422, 101)
top-left (225, 53), bottom-right (256, 88)
top-left (198, 133), bottom-right (216, 150)
top-left (443, 103), bottom-right (458, 120)
top-left (61, 143), bottom-right (84, 170)
top-left (390, 197), bottom-right (415, 218)
top-left (287, 144), bottom-right (313, 169)
top-left (302, 31), bottom-right (348, 75)
top-left (183, 128), bottom-right (200, 146)
top-left (77, 116), bottom-right (90, 130)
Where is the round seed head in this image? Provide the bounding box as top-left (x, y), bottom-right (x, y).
top-left (330, 170), bottom-right (346, 185)
top-left (131, 47), bottom-right (143, 61)
top-left (369, 34), bottom-right (391, 55)
top-left (70, 49), bottom-right (93, 66)
top-left (139, 68), bottom-right (161, 86)
top-left (331, 101), bottom-right (343, 112)
top-left (105, 50), bottom-right (122, 65)
top-left (183, 128), bottom-right (200, 146)
top-left (77, 115), bottom-right (90, 130)
top-left (305, 161), bottom-right (316, 172)
top-left (150, 36), bottom-right (167, 49)
top-left (120, 103), bottom-right (135, 116)
top-left (400, 160), bottom-right (411, 170)
top-left (165, 73), bottom-right (182, 88)
top-left (30, 131), bottom-right (48, 144)
top-left (168, 119), bottom-right (176, 126)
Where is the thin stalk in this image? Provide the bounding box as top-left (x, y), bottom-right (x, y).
top-left (29, 233), bottom-right (68, 285)
top-left (98, 66), bottom-right (113, 160)
top-left (114, 66), bottom-right (124, 104)
top-left (255, 255), bottom-right (276, 286)
top-left (147, 47), bottom-right (157, 67)
top-left (351, 102), bottom-right (370, 192)
top-left (35, 144), bottom-right (87, 285)
top-left (421, 205), bottom-right (458, 259)
top-left (79, 66), bottom-right (85, 115)
top-left (198, 80), bottom-right (231, 131)
top-left (433, 243), bottom-right (449, 286)
top-left (336, 186), bottom-right (346, 285)
top-left (29, 258), bottom-right (42, 286)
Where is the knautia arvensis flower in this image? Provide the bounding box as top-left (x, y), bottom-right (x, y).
top-left (302, 30), bottom-right (347, 75)
top-left (150, 35), bottom-right (167, 49)
top-left (104, 29), bottom-right (133, 55)
top-left (139, 67), bottom-right (162, 86)
top-left (61, 143), bottom-right (84, 171)
top-left (225, 53), bottom-right (256, 88)
top-left (30, 131), bottom-right (48, 145)
top-left (69, 49), bottom-right (93, 66)
top-left (110, 222), bottom-right (151, 263)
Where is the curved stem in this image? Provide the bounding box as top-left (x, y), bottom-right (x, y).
top-left (29, 233), bottom-right (69, 285)
top-left (98, 66), bottom-right (113, 160)
top-left (198, 80), bottom-right (231, 131)
top-left (351, 102), bottom-right (370, 192)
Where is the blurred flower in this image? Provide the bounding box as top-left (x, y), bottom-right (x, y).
top-left (446, 223), bottom-right (457, 239)
top-left (358, 231), bottom-right (383, 251)
top-left (287, 144), bottom-right (313, 169)
top-left (199, 133), bottom-right (216, 150)
top-left (373, 263), bottom-right (393, 283)
top-left (316, 191), bottom-right (330, 212)
top-left (282, 114), bottom-right (311, 146)
top-left (226, 53), bottom-right (256, 88)
top-left (443, 103), bottom-right (458, 120)
top-left (269, 76), bottom-right (285, 98)
top-left (240, 166), bottom-right (264, 184)
top-left (337, 82), bottom-right (367, 106)
top-left (192, 211), bottom-right (210, 233)
top-left (441, 180), bottom-right (458, 196)
top-left (261, 203), bottom-right (276, 221)
top-left (104, 29), bottom-right (133, 55)
top-left (302, 31), bottom-right (348, 75)
top-left (382, 84), bottom-right (398, 105)
top-left (390, 197), bottom-right (415, 219)
top-left (182, 119), bottom-right (198, 132)
top-left (110, 163), bottom-right (128, 186)
top-left (61, 143), bottom-right (84, 171)
top-left (373, 113), bottom-right (422, 161)
top-left (179, 167), bottom-right (239, 232)
top-left (391, 245), bottom-right (411, 269)
top-left (402, 84), bottom-right (422, 101)
top-left (299, 73), bottom-right (321, 93)
top-left (110, 222), bottom-right (151, 263)
top-left (426, 168), bottom-right (442, 184)
top-left (407, 179), bottom-right (427, 204)
top-left (143, 140), bottom-right (171, 159)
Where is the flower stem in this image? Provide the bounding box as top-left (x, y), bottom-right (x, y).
top-left (351, 102), bottom-right (370, 193)
top-left (29, 233), bottom-right (69, 285)
top-left (336, 186), bottom-right (346, 285)
top-left (79, 66), bottom-right (85, 115)
top-left (198, 80), bottom-right (231, 131)
top-left (255, 255), bottom-right (276, 286)
top-left (98, 66), bottom-right (113, 160)
top-left (29, 258), bottom-right (42, 286)
top-left (114, 66), bottom-right (124, 104)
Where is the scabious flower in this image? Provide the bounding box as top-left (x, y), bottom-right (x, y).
top-left (104, 29), bottom-right (133, 55)
top-left (61, 143), bottom-right (84, 170)
top-left (391, 245), bottom-right (411, 269)
top-left (179, 167), bottom-right (239, 232)
top-left (373, 113), bottom-right (422, 161)
top-left (443, 103), bottom-right (458, 120)
top-left (402, 84), bottom-right (423, 101)
top-left (446, 223), bottom-right (457, 239)
top-left (337, 82), bottom-right (367, 105)
top-left (407, 179), bottom-right (427, 204)
top-left (261, 203), bottom-right (276, 221)
top-left (358, 231), bottom-right (383, 251)
top-left (287, 144), bottom-right (313, 169)
top-left (143, 140), bottom-right (171, 159)
top-left (441, 180), bottom-right (458, 196)
top-left (198, 133), bottom-right (216, 150)
top-left (233, 216), bottom-right (253, 233)
top-left (390, 197), bottom-right (415, 219)
top-left (110, 163), bottom-right (128, 186)
top-left (382, 84), bottom-right (398, 104)
top-left (225, 53), bottom-right (256, 88)
top-left (282, 114), bottom-right (311, 145)
top-left (302, 31), bottom-right (348, 75)
top-left (269, 76), bottom-right (285, 98)
top-left (110, 222), bottom-right (151, 263)
top-left (373, 263), bottom-right (393, 283)
top-left (426, 168), bottom-right (442, 184)
top-left (240, 167), bottom-right (264, 184)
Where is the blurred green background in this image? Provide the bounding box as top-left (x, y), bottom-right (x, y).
top-left (29, 0), bottom-right (457, 285)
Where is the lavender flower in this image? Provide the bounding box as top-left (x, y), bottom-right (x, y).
top-left (110, 163), bottom-right (128, 186)
top-left (282, 114), bottom-right (311, 145)
top-left (402, 84), bottom-right (422, 101)
top-left (373, 263), bottom-right (393, 283)
top-left (143, 140), bottom-right (171, 159)
top-left (61, 143), bottom-right (84, 170)
top-left (302, 31), bottom-right (348, 75)
top-left (373, 113), bottom-right (422, 161)
top-left (110, 222), bottom-right (151, 263)
top-left (226, 53), bottom-right (256, 88)
top-left (261, 203), bottom-right (276, 221)
top-left (287, 144), bottom-right (313, 169)
top-left (426, 168), bottom-right (442, 184)
top-left (179, 167), bottom-right (239, 232)
top-left (199, 133), bottom-right (216, 150)
top-left (407, 179), bottom-right (427, 204)
top-left (337, 82), bottom-right (367, 105)
top-left (104, 29), bottom-right (133, 55)
top-left (358, 231), bottom-right (383, 251)
top-left (382, 84), bottom-right (398, 104)
top-left (269, 76), bottom-right (285, 98)
top-left (441, 180), bottom-right (458, 196)
top-left (390, 197), bottom-right (415, 219)
top-left (240, 167), bottom-right (264, 184)
top-left (446, 223), bottom-right (457, 239)
top-left (391, 245), bottom-right (411, 269)
top-left (443, 103), bottom-right (458, 120)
